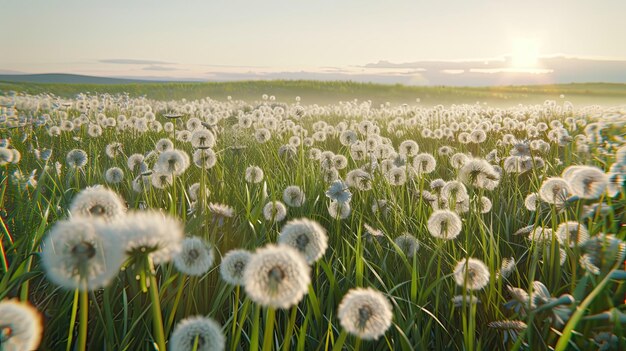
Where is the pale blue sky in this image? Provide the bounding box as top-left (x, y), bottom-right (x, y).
top-left (1, 0), bottom-right (625, 81)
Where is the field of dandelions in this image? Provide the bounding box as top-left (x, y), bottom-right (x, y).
top-left (0, 90), bottom-right (625, 351)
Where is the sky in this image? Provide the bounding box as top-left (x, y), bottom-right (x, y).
top-left (1, 0), bottom-right (626, 85)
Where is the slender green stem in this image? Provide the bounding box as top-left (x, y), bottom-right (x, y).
top-left (67, 289), bottom-right (79, 351)
top-left (251, 304), bottom-right (261, 351)
top-left (262, 307), bottom-right (276, 351)
top-left (78, 289), bottom-right (89, 351)
top-left (147, 257), bottom-right (167, 351)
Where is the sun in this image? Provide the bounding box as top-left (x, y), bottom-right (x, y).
top-left (511, 38), bottom-right (540, 68)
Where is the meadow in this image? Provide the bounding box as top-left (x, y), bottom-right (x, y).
top-left (0, 82), bottom-right (625, 350)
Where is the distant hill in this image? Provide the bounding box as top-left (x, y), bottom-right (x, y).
top-left (0, 73), bottom-right (166, 85)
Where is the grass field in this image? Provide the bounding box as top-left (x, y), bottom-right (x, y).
top-left (2, 80), bottom-right (626, 106)
top-left (0, 82), bottom-right (625, 350)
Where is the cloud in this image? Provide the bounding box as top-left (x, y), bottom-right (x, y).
top-left (100, 59), bottom-right (174, 65)
top-left (142, 65), bottom-right (181, 71)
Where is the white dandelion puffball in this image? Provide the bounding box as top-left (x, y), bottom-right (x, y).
top-left (69, 186), bottom-right (127, 222)
top-left (245, 166), bottom-right (264, 184)
top-left (427, 210), bottom-right (462, 240)
top-left (263, 201), bottom-right (287, 222)
top-left (108, 210), bottom-right (183, 264)
top-left (337, 288), bottom-right (393, 340)
top-left (328, 200), bottom-right (351, 219)
top-left (556, 221), bottom-right (589, 247)
top-left (155, 149), bottom-right (189, 175)
top-left (568, 166), bottom-right (608, 199)
top-left (524, 193), bottom-right (540, 211)
top-left (174, 237), bottom-right (215, 276)
top-left (394, 233), bottom-right (420, 258)
top-left (453, 258), bottom-right (490, 290)
top-left (283, 185), bottom-right (306, 207)
top-left (105, 167), bottom-right (124, 184)
top-left (220, 249), bottom-right (252, 286)
top-left (41, 218), bottom-right (125, 290)
top-left (0, 299), bottom-right (43, 351)
top-left (170, 316), bottom-right (225, 351)
top-left (539, 177), bottom-right (571, 204)
top-left (66, 149), bottom-right (88, 168)
top-left (243, 244), bottom-right (310, 309)
top-left (278, 218), bottom-right (328, 264)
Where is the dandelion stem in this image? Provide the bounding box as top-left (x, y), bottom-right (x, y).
top-left (78, 289), bottom-right (89, 351)
top-left (262, 307), bottom-right (276, 351)
top-left (67, 288), bottom-right (79, 351)
top-left (147, 257), bottom-right (167, 351)
top-left (251, 304), bottom-right (261, 351)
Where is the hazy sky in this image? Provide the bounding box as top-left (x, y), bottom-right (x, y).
top-left (1, 0), bottom-right (625, 79)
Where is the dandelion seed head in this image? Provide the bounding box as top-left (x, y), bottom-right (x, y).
top-left (337, 288), bottom-right (393, 341)
top-left (174, 237), bottom-right (214, 276)
top-left (278, 218), bottom-right (328, 264)
top-left (453, 258), bottom-right (490, 290)
top-left (170, 316), bottom-right (225, 351)
top-left (0, 299), bottom-right (43, 351)
top-left (243, 244), bottom-right (310, 309)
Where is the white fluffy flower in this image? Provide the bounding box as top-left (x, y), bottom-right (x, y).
top-left (220, 249), bottom-right (252, 286)
top-left (174, 237), bottom-right (215, 276)
top-left (278, 218), bottom-right (328, 264)
top-left (69, 186), bottom-right (126, 222)
top-left (337, 288), bottom-right (393, 340)
top-left (453, 258), bottom-right (490, 290)
top-left (243, 244), bottom-right (310, 309)
top-left (0, 299), bottom-right (43, 351)
top-left (42, 218), bottom-right (125, 290)
top-left (170, 316), bottom-right (225, 351)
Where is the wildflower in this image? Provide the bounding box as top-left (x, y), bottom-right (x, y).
top-left (42, 218), bottom-right (125, 290)
top-left (555, 221), bottom-right (589, 247)
top-left (109, 210), bottom-right (183, 264)
top-left (427, 210), bottom-right (462, 240)
top-left (127, 154), bottom-right (146, 173)
top-left (191, 129), bottom-right (216, 149)
top-left (539, 177), bottom-right (571, 205)
top-left (243, 244), bottom-right (310, 309)
top-left (170, 316), bottom-right (225, 351)
top-left (278, 218), bottom-right (328, 264)
top-left (0, 299), bottom-right (43, 351)
top-left (155, 149), bottom-right (189, 175)
top-left (208, 203), bottom-right (235, 226)
top-left (105, 142), bottom-right (123, 159)
top-left (393, 233), bottom-right (419, 258)
top-left (337, 288), bottom-right (393, 340)
top-left (174, 237), bottom-right (214, 276)
top-left (193, 149), bottom-right (217, 169)
top-left (66, 149), bottom-right (88, 168)
top-left (220, 249), bottom-right (252, 286)
top-left (567, 166), bottom-right (608, 199)
top-left (245, 166), bottom-right (264, 184)
top-left (69, 186), bottom-right (126, 222)
top-left (104, 167), bottom-right (124, 184)
top-left (451, 294), bottom-right (480, 307)
top-left (283, 185), bottom-right (306, 207)
top-left (328, 200), bottom-right (351, 219)
top-left (363, 223), bottom-right (384, 242)
top-left (263, 201), bottom-right (287, 222)
top-left (155, 138), bottom-right (174, 152)
top-left (453, 258), bottom-right (490, 290)
top-left (524, 193), bottom-right (540, 211)
top-left (325, 180), bottom-right (352, 203)
top-left (412, 153), bottom-right (436, 174)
